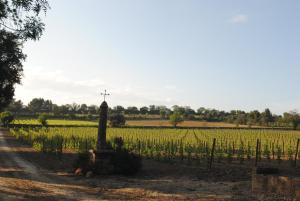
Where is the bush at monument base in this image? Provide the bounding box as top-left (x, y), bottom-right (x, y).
top-left (0, 111), bottom-right (14, 127)
top-left (73, 147), bottom-right (142, 176)
top-left (111, 149), bottom-right (142, 175)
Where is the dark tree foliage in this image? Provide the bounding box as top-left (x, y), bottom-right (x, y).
top-left (0, 0), bottom-right (49, 111)
top-left (6, 98), bottom-right (24, 113)
top-left (0, 111), bottom-right (14, 127)
top-left (109, 113), bottom-right (126, 127)
top-left (0, 31), bottom-right (25, 110)
top-left (125, 106), bottom-right (139, 115)
top-left (38, 113), bottom-right (48, 126)
top-left (28, 98), bottom-right (52, 113)
top-left (111, 137), bottom-right (142, 175)
top-left (283, 111), bottom-right (300, 130)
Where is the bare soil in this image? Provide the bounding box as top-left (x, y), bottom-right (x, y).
top-left (0, 129), bottom-right (293, 201)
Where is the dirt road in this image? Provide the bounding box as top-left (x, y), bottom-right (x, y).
top-left (0, 130), bottom-right (108, 200)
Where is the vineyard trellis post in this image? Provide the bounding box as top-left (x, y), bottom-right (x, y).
top-left (209, 138), bottom-right (216, 169)
top-left (294, 138), bottom-right (300, 167)
top-left (255, 139), bottom-right (259, 167)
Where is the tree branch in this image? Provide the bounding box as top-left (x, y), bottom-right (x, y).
top-left (0, 22), bottom-right (19, 31)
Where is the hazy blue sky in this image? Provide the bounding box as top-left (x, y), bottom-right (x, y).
top-left (16, 0), bottom-right (300, 114)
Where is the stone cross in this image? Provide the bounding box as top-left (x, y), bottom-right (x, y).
top-left (101, 90), bottom-right (110, 101)
top-left (97, 96), bottom-right (109, 152)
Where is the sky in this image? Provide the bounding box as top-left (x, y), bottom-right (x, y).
top-left (15, 0), bottom-right (300, 114)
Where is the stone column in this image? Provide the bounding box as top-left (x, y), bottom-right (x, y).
top-left (97, 101), bottom-right (108, 152)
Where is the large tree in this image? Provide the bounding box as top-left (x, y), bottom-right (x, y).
top-left (0, 0), bottom-right (49, 111)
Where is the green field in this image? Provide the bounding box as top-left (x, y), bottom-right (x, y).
top-left (12, 119), bottom-right (257, 128)
top-left (12, 119), bottom-right (98, 126)
top-left (10, 127), bottom-right (300, 166)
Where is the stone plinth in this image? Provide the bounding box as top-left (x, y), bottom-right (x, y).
top-left (252, 168), bottom-right (300, 200)
top-left (94, 149), bottom-right (115, 175)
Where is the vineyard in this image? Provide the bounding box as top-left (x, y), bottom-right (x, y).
top-left (12, 119), bottom-right (98, 126)
top-left (9, 127), bottom-right (300, 167)
top-left (11, 119), bottom-right (259, 128)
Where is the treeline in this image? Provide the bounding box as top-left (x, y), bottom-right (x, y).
top-left (4, 98), bottom-right (300, 129)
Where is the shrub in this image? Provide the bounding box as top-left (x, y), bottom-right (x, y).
top-left (74, 137), bottom-right (141, 176)
top-left (110, 137), bottom-right (142, 175)
top-left (38, 113), bottom-right (48, 126)
top-left (169, 112), bottom-right (183, 127)
top-left (111, 149), bottom-right (142, 175)
top-left (86, 113), bottom-right (93, 121)
top-left (114, 137), bottom-right (124, 151)
top-left (109, 113), bottom-right (126, 127)
top-left (0, 111), bottom-right (14, 127)
top-left (68, 113), bottom-right (76, 120)
top-left (186, 114), bottom-right (196, 120)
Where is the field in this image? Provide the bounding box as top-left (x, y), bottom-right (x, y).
top-left (12, 119), bottom-right (255, 128)
top-left (9, 127), bottom-right (300, 167)
top-left (126, 120), bottom-right (259, 128)
top-left (12, 119), bottom-right (98, 126)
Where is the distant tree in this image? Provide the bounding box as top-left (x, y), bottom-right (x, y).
top-left (149, 105), bottom-right (160, 115)
top-left (79, 104), bottom-right (88, 114)
top-left (172, 105), bottom-right (185, 115)
top-left (139, 106), bottom-right (149, 115)
top-left (235, 113), bottom-right (247, 126)
top-left (52, 104), bottom-right (60, 116)
top-left (184, 106), bottom-right (195, 115)
top-left (109, 113), bottom-right (126, 127)
top-left (0, 0), bottom-right (49, 111)
top-left (186, 114), bottom-right (196, 120)
top-left (283, 111), bottom-right (300, 130)
top-left (0, 111), bottom-right (14, 127)
top-left (260, 108), bottom-right (273, 126)
top-left (6, 99), bottom-right (24, 114)
top-left (125, 106), bottom-right (139, 115)
top-left (272, 114), bottom-right (282, 127)
top-left (164, 108), bottom-right (172, 117)
top-left (68, 103), bottom-right (80, 114)
top-left (86, 113), bottom-right (93, 121)
top-left (27, 98), bottom-right (52, 113)
top-left (112, 105), bottom-right (124, 114)
top-left (248, 110), bottom-right (261, 125)
top-left (28, 98), bottom-right (45, 113)
top-left (197, 107), bottom-right (206, 115)
top-left (43, 100), bottom-right (53, 112)
top-left (38, 113), bottom-right (48, 126)
top-left (59, 105), bottom-right (70, 115)
top-left (200, 108), bottom-right (218, 121)
top-left (148, 105), bottom-right (155, 114)
top-left (160, 109), bottom-right (167, 119)
top-left (169, 112), bottom-right (183, 127)
top-left (88, 105), bottom-right (98, 114)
